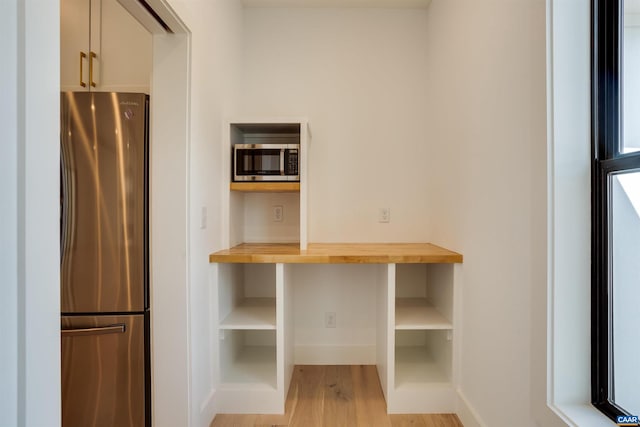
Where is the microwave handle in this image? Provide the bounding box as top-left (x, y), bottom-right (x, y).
top-left (280, 149), bottom-right (285, 176)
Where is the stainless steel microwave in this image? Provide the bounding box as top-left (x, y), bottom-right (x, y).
top-left (233, 143), bottom-right (300, 182)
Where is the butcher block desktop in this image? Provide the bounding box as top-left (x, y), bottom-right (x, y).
top-left (209, 241), bottom-right (463, 415)
top-left (209, 242), bottom-right (463, 264)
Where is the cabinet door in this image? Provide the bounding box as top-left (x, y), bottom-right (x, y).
top-left (60, 0), bottom-right (93, 91)
top-left (61, 0), bottom-right (151, 93)
top-left (99, 0), bottom-right (152, 93)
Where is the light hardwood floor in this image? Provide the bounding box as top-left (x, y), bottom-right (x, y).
top-left (210, 365), bottom-right (464, 427)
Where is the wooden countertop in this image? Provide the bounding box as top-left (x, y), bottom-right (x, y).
top-left (209, 243), bottom-right (463, 264)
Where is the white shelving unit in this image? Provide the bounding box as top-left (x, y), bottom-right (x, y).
top-left (219, 298), bottom-right (276, 330)
top-left (222, 119), bottom-right (309, 250)
top-left (394, 330), bottom-right (452, 385)
top-left (395, 298), bottom-right (452, 330)
top-left (213, 262), bottom-right (294, 414)
top-left (212, 253), bottom-right (461, 415)
top-left (219, 330), bottom-right (277, 388)
top-left (380, 263), bottom-right (460, 414)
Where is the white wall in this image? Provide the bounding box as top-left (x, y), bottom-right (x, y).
top-left (547, 0), bottom-right (616, 425)
top-left (1, 1), bottom-right (240, 426)
top-left (240, 7), bottom-right (435, 363)
top-left (423, 0), bottom-right (548, 425)
top-left (0, 0), bottom-right (61, 426)
top-left (161, 1), bottom-right (244, 426)
top-left (292, 264), bottom-right (378, 363)
top-left (150, 30), bottom-right (191, 427)
top-left (0, 2), bottom-right (604, 426)
top-left (241, 7), bottom-right (433, 243)
top-left (0, 3), bottom-right (20, 424)
top-left (237, 6), bottom-right (573, 425)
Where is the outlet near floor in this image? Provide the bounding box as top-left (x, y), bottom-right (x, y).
top-left (273, 205), bottom-right (283, 222)
top-left (325, 312), bottom-right (336, 328)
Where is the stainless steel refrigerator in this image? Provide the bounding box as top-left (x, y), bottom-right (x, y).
top-left (60, 92), bottom-right (150, 427)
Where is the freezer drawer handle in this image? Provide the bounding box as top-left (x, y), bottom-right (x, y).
top-left (61, 323), bottom-right (126, 338)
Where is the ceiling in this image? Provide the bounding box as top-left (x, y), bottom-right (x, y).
top-left (242, 0), bottom-right (432, 8)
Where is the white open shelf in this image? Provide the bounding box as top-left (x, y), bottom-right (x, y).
top-left (224, 119), bottom-right (309, 250)
top-left (394, 345), bottom-right (450, 387)
top-left (395, 298), bottom-right (452, 330)
top-left (213, 263), bottom-right (293, 415)
top-left (219, 327), bottom-right (278, 389)
top-left (220, 344), bottom-right (277, 389)
top-left (219, 298), bottom-right (276, 330)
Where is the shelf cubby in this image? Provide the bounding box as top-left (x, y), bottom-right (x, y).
top-left (223, 119), bottom-right (308, 250)
top-left (384, 262), bottom-right (457, 413)
top-left (219, 298), bottom-right (276, 330)
top-left (213, 262), bottom-right (294, 414)
top-left (218, 263), bottom-right (276, 328)
top-left (395, 264), bottom-right (453, 329)
top-left (394, 329), bottom-right (452, 387)
top-left (219, 329), bottom-right (277, 388)
top-left (395, 298), bottom-right (452, 330)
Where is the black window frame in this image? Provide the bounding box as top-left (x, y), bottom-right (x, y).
top-left (592, 0), bottom-right (640, 421)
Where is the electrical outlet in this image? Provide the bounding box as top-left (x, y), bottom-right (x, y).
top-left (325, 312), bottom-right (336, 328)
top-left (273, 205), bottom-right (283, 222)
top-left (378, 207), bottom-right (390, 223)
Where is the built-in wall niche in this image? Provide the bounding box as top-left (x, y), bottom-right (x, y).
top-left (394, 329), bottom-right (452, 387)
top-left (224, 119), bottom-right (308, 249)
top-left (393, 264), bottom-right (454, 389)
top-left (386, 262), bottom-right (458, 413)
top-left (395, 264), bottom-right (453, 330)
top-left (219, 329), bottom-right (277, 388)
top-left (230, 122), bottom-right (301, 148)
top-left (230, 123), bottom-right (301, 189)
top-left (231, 192), bottom-right (300, 244)
top-left (213, 261), bottom-right (294, 413)
top-left (217, 263), bottom-right (277, 388)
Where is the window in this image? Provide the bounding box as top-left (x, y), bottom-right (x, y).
top-left (592, 0), bottom-right (640, 421)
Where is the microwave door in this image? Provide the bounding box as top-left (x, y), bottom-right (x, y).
top-left (253, 150), bottom-right (281, 174)
top-left (235, 148), bottom-right (282, 180)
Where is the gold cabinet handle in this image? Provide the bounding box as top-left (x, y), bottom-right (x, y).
top-left (79, 52), bottom-right (87, 87)
top-left (89, 51), bottom-right (97, 88)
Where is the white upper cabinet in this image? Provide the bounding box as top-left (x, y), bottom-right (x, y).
top-left (61, 0), bottom-right (152, 93)
top-left (60, 0), bottom-right (95, 91)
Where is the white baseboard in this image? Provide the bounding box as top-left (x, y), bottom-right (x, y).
top-left (387, 384), bottom-right (457, 413)
top-left (456, 389), bottom-right (486, 427)
top-left (294, 345), bottom-right (376, 365)
top-left (215, 387), bottom-right (285, 414)
top-left (199, 388), bottom-right (217, 427)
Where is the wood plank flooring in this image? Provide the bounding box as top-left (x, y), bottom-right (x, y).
top-left (210, 365), bottom-right (464, 427)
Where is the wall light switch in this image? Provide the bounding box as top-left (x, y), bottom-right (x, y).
top-left (200, 206), bottom-right (207, 229)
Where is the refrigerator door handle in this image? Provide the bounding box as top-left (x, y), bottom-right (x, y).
top-left (61, 323), bottom-right (126, 338)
